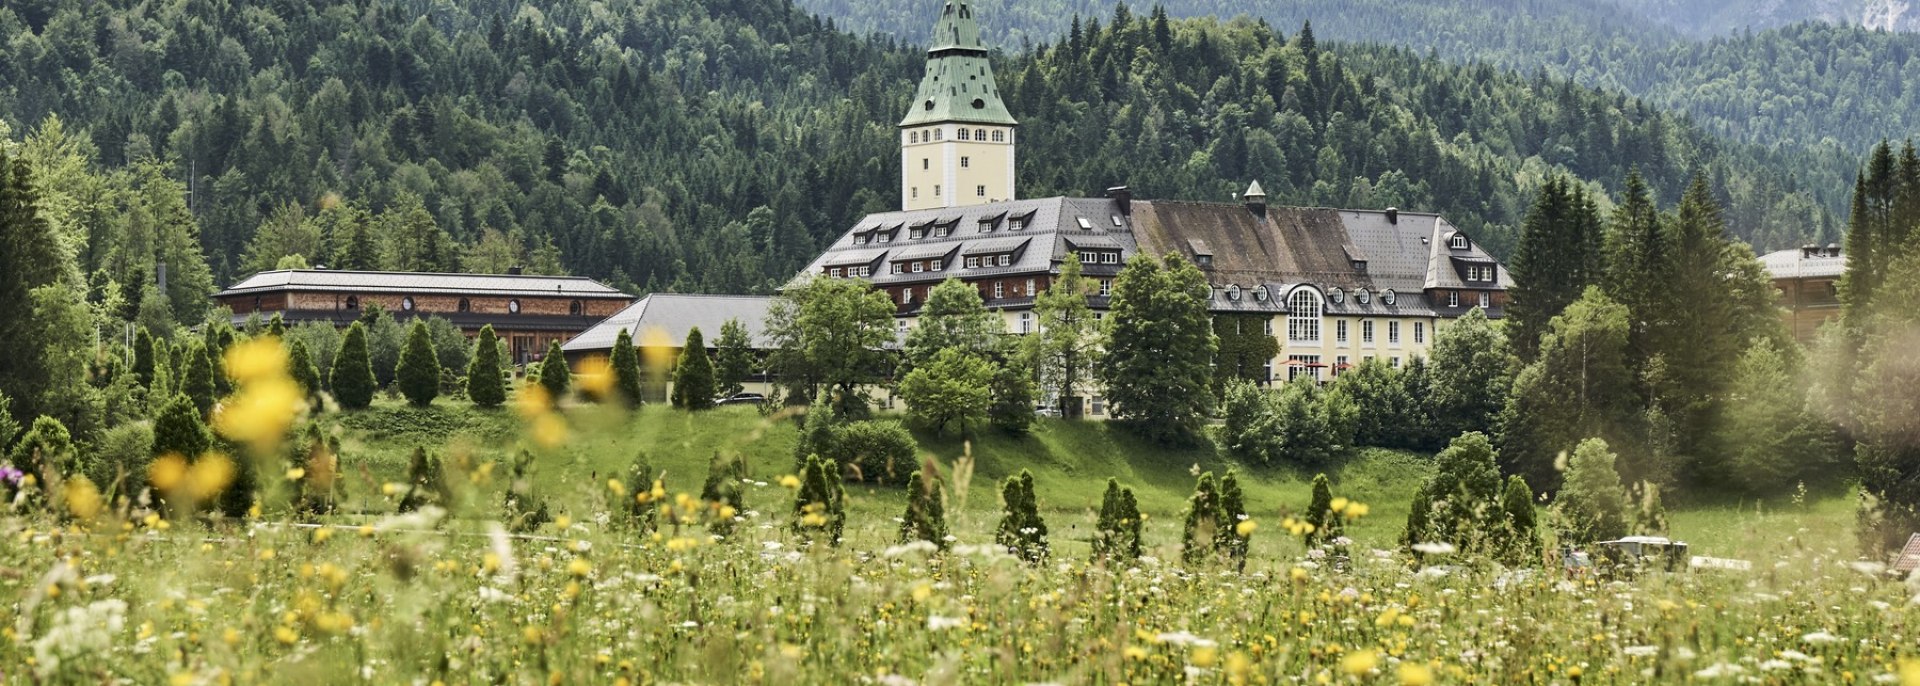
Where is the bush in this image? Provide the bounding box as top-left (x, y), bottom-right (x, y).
top-left (1093, 479), bottom-right (1143, 563)
top-left (9, 415), bottom-right (75, 483)
top-left (792, 455), bottom-right (846, 546)
top-left (987, 360), bottom-right (1035, 435)
top-left (93, 422), bottom-right (155, 499)
top-left (151, 394), bottom-right (212, 461)
top-left (503, 448), bottom-right (551, 532)
top-left (291, 425), bottom-right (342, 516)
top-left (624, 453), bottom-right (660, 533)
top-left (898, 469), bottom-right (949, 549)
top-left (1303, 473), bottom-right (1343, 548)
top-left (398, 446), bottom-right (449, 512)
top-left (1499, 475), bottom-right (1541, 566)
top-left (824, 421), bottom-right (918, 485)
top-left (1554, 438), bottom-right (1629, 545)
top-left (1181, 472), bottom-right (1221, 566)
top-left (699, 452), bottom-right (748, 538)
top-left (1215, 469), bottom-right (1250, 570)
top-left (396, 320), bottom-right (441, 407)
top-left (1220, 377), bottom-right (1356, 466)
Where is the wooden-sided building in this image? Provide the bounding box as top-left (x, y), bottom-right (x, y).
top-left (1760, 245), bottom-right (1846, 342)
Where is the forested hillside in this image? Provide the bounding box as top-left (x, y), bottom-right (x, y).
top-left (0, 0), bottom-right (1848, 302)
top-left (799, 0), bottom-right (1920, 153)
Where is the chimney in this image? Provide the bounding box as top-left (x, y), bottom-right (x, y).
top-left (1105, 186), bottom-right (1133, 215)
top-left (1243, 180), bottom-right (1267, 219)
top-left (507, 265), bottom-right (525, 275)
top-left (1385, 207), bottom-right (1399, 225)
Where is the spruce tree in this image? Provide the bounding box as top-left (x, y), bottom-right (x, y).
top-left (610, 328), bottom-right (644, 407)
top-left (467, 325), bottom-right (506, 409)
top-left (1304, 473), bottom-right (1338, 547)
top-left (700, 452), bottom-right (748, 538)
top-left (330, 322), bottom-right (377, 410)
top-left (1215, 469), bottom-right (1250, 569)
top-left (671, 327), bottom-right (716, 410)
top-left (183, 342), bottom-right (217, 417)
top-left (995, 470), bottom-right (1048, 563)
top-left (396, 320), bottom-right (440, 406)
top-left (133, 327), bottom-right (157, 390)
top-left (713, 318), bottom-right (754, 397)
top-left (1180, 472), bottom-right (1222, 565)
top-left (1400, 483), bottom-right (1435, 555)
top-left (503, 448), bottom-right (551, 532)
top-left (1094, 478), bottom-right (1126, 562)
top-left (1499, 475), bottom-right (1541, 566)
top-left (287, 337), bottom-right (322, 405)
top-left (624, 453), bottom-right (659, 533)
top-left (1507, 176), bottom-right (1605, 361)
top-left (397, 446), bottom-right (447, 513)
top-left (536, 340), bottom-right (569, 403)
top-left (898, 469), bottom-right (950, 550)
top-left (216, 451), bottom-right (258, 519)
top-left (151, 394), bottom-right (212, 462)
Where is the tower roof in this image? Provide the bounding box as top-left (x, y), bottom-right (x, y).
top-left (899, 2), bottom-right (1017, 128)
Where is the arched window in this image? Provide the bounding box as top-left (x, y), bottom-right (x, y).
top-left (933, 129), bottom-right (943, 141)
top-left (458, 298), bottom-right (471, 313)
top-left (1355, 289), bottom-right (1371, 305)
top-left (1382, 289), bottom-right (1397, 306)
top-left (569, 300), bottom-right (583, 316)
top-left (1288, 289), bottom-right (1323, 343)
top-left (992, 130), bottom-right (1006, 142)
top-left (1227, 285), bottom-right (1242, 301)
top-left (345, 295), bottom-right (359, 310)
top-left (1449, 234), bottom-right (1469, 250)
top-left (957, 128), bottom-right (971, 141)
top-left (975, 128), bottom-right (986, 140)
top-left (1328, 287), bottom-right (1344, 305)
top-left (1254, 285), bottom-right (1270, 302)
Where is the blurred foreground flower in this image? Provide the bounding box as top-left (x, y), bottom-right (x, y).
top-left (215, 338), bottom-right (308, 453)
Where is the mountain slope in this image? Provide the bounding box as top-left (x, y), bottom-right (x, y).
top-left (0, 0), bottom-right (1850, 301)
top-left (1607, 0), bottom-right (1920, 36)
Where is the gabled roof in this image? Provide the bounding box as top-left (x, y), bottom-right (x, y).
top-left (799, 197), bottom-right (1133, 288)
top-left (215, 269), bottom-right (630, 299)
top-left (562, 294), bottom-right (775, 354)
top-left (1760, 247), bottom-right (1847, 279)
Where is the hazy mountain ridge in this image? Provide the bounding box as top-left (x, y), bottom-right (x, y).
top-left (1609, 0), bottom-right (1920, 35)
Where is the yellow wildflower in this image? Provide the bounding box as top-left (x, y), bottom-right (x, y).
top-left (779, 474), bottom-right (802, 489)
top-left (567, 558), bottom-right (592, 578)
top-left (63, 477), bottom-right (101, 521)
top-left (1235, 519), bottom-right (1257, 537)
top-left (1399, 663), bottom-right (1434, 686)
top-left (1341, 650), bottom-right (1378, 676)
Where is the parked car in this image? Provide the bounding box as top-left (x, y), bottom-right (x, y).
top-left (714, 392), bottom-right (767, 407)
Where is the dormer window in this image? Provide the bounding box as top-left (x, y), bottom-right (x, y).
top-left (1329, 287), bottom-right (1345, 305)
top-left (910, 227), bottom-right (924, 240)
top-left (1196, 255), bottom-right (1213, 268)
top-left (1103, 253), bottom-right (1118, 265)
top-left (1227, 285), bottom-right (1242, 302)
top-left (1254, 286), bottom-right (1270, 302)
top-left (966, 256), bottom-right (980, 268)
top-left (1356, 289), bottom-right (1371, 305)
top-left (830, 267), bottom-right (843, 278)
top-left (1009, 217), bottom-right (1028, 231)
top-left (1352, 260), bottom-right (1369, 272)
top-left (1449, 234), bottom-right (1469, 250)
top-left (913, 262), bottom-right (925, 273)
top-left (931, 259), bottom-right (943, 271)
top-left (1382, 290), bottom-right (1397, 306)
top-left (998, 255), bottom-right (1011, 267)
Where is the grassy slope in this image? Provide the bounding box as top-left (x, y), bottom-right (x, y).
top-left (317, 395), bottom-right (1850, 563)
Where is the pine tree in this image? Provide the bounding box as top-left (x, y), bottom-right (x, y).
top-left (467, 325), bottom-right (506, 409)
top-left (183, 342), bottom-right (217, 417)
top-left (1603, 171), bottom-right (1669, 356)
top-left (1215, 469), bottom-right (1250, 570)
top-left (1499, 475), bottom-right (1541, 566)
top-left (396, 320), bottom-right (440, 406)
top-left (330, 322), bottom-right (377, 411)
top-left (671, 328), bottom-right (716, 410)
top-left (713, 318), bottom-right (754, 397)
top-left (0, 149), bottom-right (80, 432)
top-left (995, 470), bottom-right (1048, 563)
top-left (1100, 253), bottom-right (1217, 445)
top-left (898, 469), bottom-right (950, 550)
top-left (1181, 472), bottom-right (1222, 565)
top-left (1555, 438), bottom-right (1630, 545)
top-left (287, 337), bottom-right (322, 405)
top-left (133, 327), bottom-right (157, 390)
top-left (1508, 177), bottom-right (1605, 361)
top-left (537, 340), bottom-right (570, 404)
top-left (610, 328), bottom-right (644, 407)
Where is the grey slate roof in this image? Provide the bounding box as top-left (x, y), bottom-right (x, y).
top-left (216, 269), bottom-right (629, 299)
top-left (798, 197), bottom-right (1137, 289)
top-left (562, 294), bottom-right (775, 354)
top-left (1761, 247), bottom-right (1847, 279)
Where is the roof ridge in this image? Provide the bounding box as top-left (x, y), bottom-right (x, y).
top-left (265, 268), bottom-right (605, 281)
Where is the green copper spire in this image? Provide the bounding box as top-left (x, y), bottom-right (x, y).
top-left (899, 1), bottom-right (1017, 128)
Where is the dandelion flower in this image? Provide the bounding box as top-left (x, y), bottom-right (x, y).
top-left (1341, 650), bottom-right (1378, 676)
top-left (1235, 519), bottom-right (1257, 537)
top-left (1398, 663), bottom-right (1434, 686)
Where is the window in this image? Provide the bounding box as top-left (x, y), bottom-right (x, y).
top-left (911, 227), bottom-right (924, 239)
top-left (977, 185), bottom-right (986, 197)
top-left (931, 259), bottom-right (943, 271)
top-left (958, 129), bottom-right (971, 141)
top-left (1227, 285), bottom-right (1242, 301)
top-left (891, 263), bottom-right (903, 274)
top-left (913, 262), bottom-right (924, 273)
top-left (1009, 217), bottom-right (1027, 231)
top-left (1091, 395), bottom-right (1105, 415)
top-left (1479, 292), bottom-right (1491, 308)
top-left (935, 185), bottom-right (942, 197)
top-left (1414, 322), bottom-right (1426, 344)
top-left (1336, 356), bottom-right (1349, 375)
top-left (998, 255), bottom-right (1010, 267)
top-left (1448, 291), bottom-right (1460, 308)
top-left (401, 296), bottom-right (416, 311)
top-left (1329, 287), bottom-right (1344, 305)
top-left (1389, 321), bottom-right (1401, 345)
top-left (1356, 289), bottom-right (1371, 305)
top-left (1287, 289), bottom-right (1323, 344)
top-left (1026, 279), bottom-right (1036, 296)
top-left (1264, 318), bottom-right (1275, 336)
top-left (992, 130), bottom-right (1005, 142)
top-left (458, 298), bottom-right (471, 313)
top-left (1099, 279), bottom-right (1112, 297)
top-left (922, 158), bottom-right (930, 171)
top-left (1337, 320), bottom-right (1349, 344)
top-left (1077, 217), bottom-right (1093, 230)
top-left (994, 282), bottom-right (1004, 298)
top-left (1020, 312), bottom-right (1033, 333)
top-left (1382, 289), bottom-right (1396, 306)
top-left (830, 267), bottom-right (842, 278)
top-left (508, 299), bottom-right (521, 314)
top-left (1112, 215), bottom-right (1124, 227)
top-left (1288, 355), bottom-right (1322, 382)
top-left (1362, 320), bottom-right (1374, 344)
top-left (897, 320), bottom-right (909, 335)
top-left (1449, 234), bottom-right (1468, 250)
top-left (902, 288), bottom-right (914, 304)
top-left (960, 156), bottom-right (970, 168)
top-left (975, 128), bottom-right (986, 140)
top-left (1390, 357), bottom-right (1402, 369)
top-left (933, 129), bottom-right (943, 141)
top-left (569, 300), bottom-right (583, 316)
top-left (1104, 252), bottom-right (1118, 264)
top-left (912, 187), bottom-right (918, 199)
top-left (345, 295), bottom-right (359, 310)
top-left (966, 256), bottom-right (980, 268)
top-left (1254, 286), bottom-right (1270, 302)
top-left (910, 132), bottom-right (919, 144)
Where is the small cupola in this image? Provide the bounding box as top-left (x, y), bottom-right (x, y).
top-left (1243, 180), bottom-right (1268, 218)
